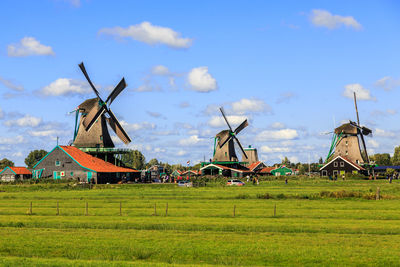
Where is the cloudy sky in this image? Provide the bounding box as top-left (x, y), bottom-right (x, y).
top-left (1, 0), bottom-right (399, 166)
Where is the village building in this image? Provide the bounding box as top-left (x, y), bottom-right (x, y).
top-left (319, 155), bottom-right (365, 177)
top-left (258, 166), bottom-right (277, 176)
top-left (33, 145), bottom-right (139, 184)
top-left (271, 166), bottom-right (293, 176)
top-left (0, 167), bottom-right (32, 182)
top-left (171, 170), bottom-right (183, 178)
top-left (247, 161), bottom-right (267, 173)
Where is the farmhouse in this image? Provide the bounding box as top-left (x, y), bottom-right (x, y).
top-left (319, 155), bottom-right (364, 177)
top-left (0, 167), bottom-right (32, 182)
top-left (33, 145), bottom-right (139, 184)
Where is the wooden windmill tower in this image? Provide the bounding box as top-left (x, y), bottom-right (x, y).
top-left (212, 107), bottom-right (249, 162)
top-left (325, 92), bottom-right (372, 165)
top-left (70, 62), bottom-right (132, 165)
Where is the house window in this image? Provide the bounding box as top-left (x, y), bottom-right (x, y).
top-left (321, 170), bottom-right (327, 176)
top-left (70, 172), bottom-right (74, 176)
top-left (340, 162), bottom-right (344, 167)
top-left (345, 151), bottom-right (348, 155)
top-left (345, 141), bottom-right (348, 146)
top-left (100, 135), bottom-right (103, 141)
top-left (333, 170), bottom-right (338, 176)
top-left (55, 160), bottom-right (61, 166)
top-left (334, 162), bottom-right (338, 167)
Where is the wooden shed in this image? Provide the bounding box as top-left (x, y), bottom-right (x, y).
top-left (319, 156), bottom-right (364, 177)
top-left (0, 167), bottom-right (32, 182)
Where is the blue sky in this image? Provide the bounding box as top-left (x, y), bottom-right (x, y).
top-left (0, 0), bottom-right (399, 166)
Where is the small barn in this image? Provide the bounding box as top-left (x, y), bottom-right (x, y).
top-left (33, 145), bottom-right (139, 184)
top-left (258, 166), bottom-right (277, 176)
top-left (0, 167), bottom-right (32, 182)
top-left (271, 166), bottom-right (293, 176)
top-left (319, 156), bottom-right (364, 177)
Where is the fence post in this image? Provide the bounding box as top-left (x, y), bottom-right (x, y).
top-left (233, 205), bottom-right (236, 217)
top-left (274, 204), bottom-right (276, 217)
top-left (376, 187), bottom-right (380, 200)
top-left (119, 201), bottom-right (122, 216)
top-left (165, 203), bottom-right (168, 216)
top-left (29, 201), bottom-right (32, 215)
top-left (57, 201), bottom-right (59, 215)
top-left (85, 201), bottom-right (88, 216)
top-left (154, 203), bottom-right (157, 216)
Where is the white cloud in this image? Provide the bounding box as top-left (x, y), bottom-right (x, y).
top-left (255, 129), bottom-right (298, 141)
top-left (367, 139), bottom-right (379, 148)
top-left (41, 78), bottom-right (91, 96)
top-left (154, 147), bottom-right (166, 153)
top-left (179, 135), bottom-right (203, 146)
top-left (177, 150), bottom-right (187, 156)
top-left (374, 128), bottom-right (395, 138)
top-left (0, 76), bottom-right (24, 91)
top-left (271, 122), bottom-right (285, 129)
top-left (231, 98), bottom-right (271, 115)
top-left (209, 115), bottom-right (247, 128)
top-left (99, 21), bottom-right (193, 49)
top-left (343, 83), bottom-right (375, 101)
top-left (187, 67), bottom-right (218, 92)
top-left (28, 129), bottom-right (61, 137)
top-left (7, 37), bottom-right (55, 57)
top-left (120, 121), bottom-right (156, 132)
top-left (375, 76), bottom-right (400, 91)
top-left (310, 9), bottom-right (362, 30)
top-left (152, 65), bottom-right (170, 76)
top-left (0, 135), bottom-right (25, 145)
top-left (4, 115), bottom-right (42, 127)
top-left (134, 83), bottom-right (161, 92)
top-left (276, 92), bottom-right (296, 104)
top-left (260, 146), bottom-right (291, 153)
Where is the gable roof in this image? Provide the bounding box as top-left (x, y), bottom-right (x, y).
top-left (0, 166), bottom-right (31, 175)
top-left (59, 146), bottom-right (139, 173)
top-left (319, 155), bottom-right (364, 171)
top-left (248, 161), bottom-right (266, 171)
top-left (259, 166), bottom-right (277, 173)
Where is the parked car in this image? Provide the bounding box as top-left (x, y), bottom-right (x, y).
top-left (227, 179), bottom-right (245, 186)
top-left (177, 181), bottom-right (193, 187)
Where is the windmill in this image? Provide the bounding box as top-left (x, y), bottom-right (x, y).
top-left (325, 92), bottom-right (372, 165)
top-left (212, 107), bottom-right (249, 162)
top-left (72, 62), bottom-right (131, 148)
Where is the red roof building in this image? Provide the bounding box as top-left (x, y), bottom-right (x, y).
top-left (0, 166), bottom-right (32, 182)
top-left (33, 145), bottom-right (139, 184)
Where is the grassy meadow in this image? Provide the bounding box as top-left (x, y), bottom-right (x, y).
top-left (1, 177), bottom-right (400, 266)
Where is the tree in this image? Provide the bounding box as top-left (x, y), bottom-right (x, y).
top-left (392, 146), bottom-right (400, 166)
top-left (318, 157), bottom-right (323, 164)
top-left (0, 158), bottom-right (14, 169)
top-left (281, 157), bottom-right (290, 166)
top-left (370, 153), bottom-right (391, 166)
top-left (147, 158), bottom-right (159, 168)
top-left (121, 150), bottom-right (146, 170)
top-left (25, 150), bottom-right (48, 168)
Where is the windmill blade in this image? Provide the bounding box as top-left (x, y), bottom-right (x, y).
top-left (106, 108), bottom-right (132, 144)
top-left (219, 135), bottom-right (233, 149)
top-left (79, 62), bottom-right (102, 100)
top-left (105, 78), bottom-right (127, 105)
top-left (233, 136), bottom-right (248, 159)
top-left (234, 119), bottom-right (249, 135)
top-left (359, 130), bottom-right (369, 163)
top-left (83, 106), bottom-right (106, 132)
top-left (219, 107), bottom-right (233, 132)
top-left (353, 92), bottom-right (360, 126)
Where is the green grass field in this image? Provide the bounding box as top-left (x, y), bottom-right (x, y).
top-left (1, 178), bottom-right (400, 266)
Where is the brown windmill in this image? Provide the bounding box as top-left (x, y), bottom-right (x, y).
top-left (212, 107), bottom-right (249, 162)
top-left (325, 92), bottom-right (372, 165)
top-left (72, 62), bottom-right (131, 149)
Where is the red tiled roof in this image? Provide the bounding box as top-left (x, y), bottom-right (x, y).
top-left (9, 167), bottom-right (31, 175)
top-left (248, 161), bottom-right (262, 171)
top-left (260, 167), bottom-right (277, 173)
top-left (60, 146), bottom-right (139, 173)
